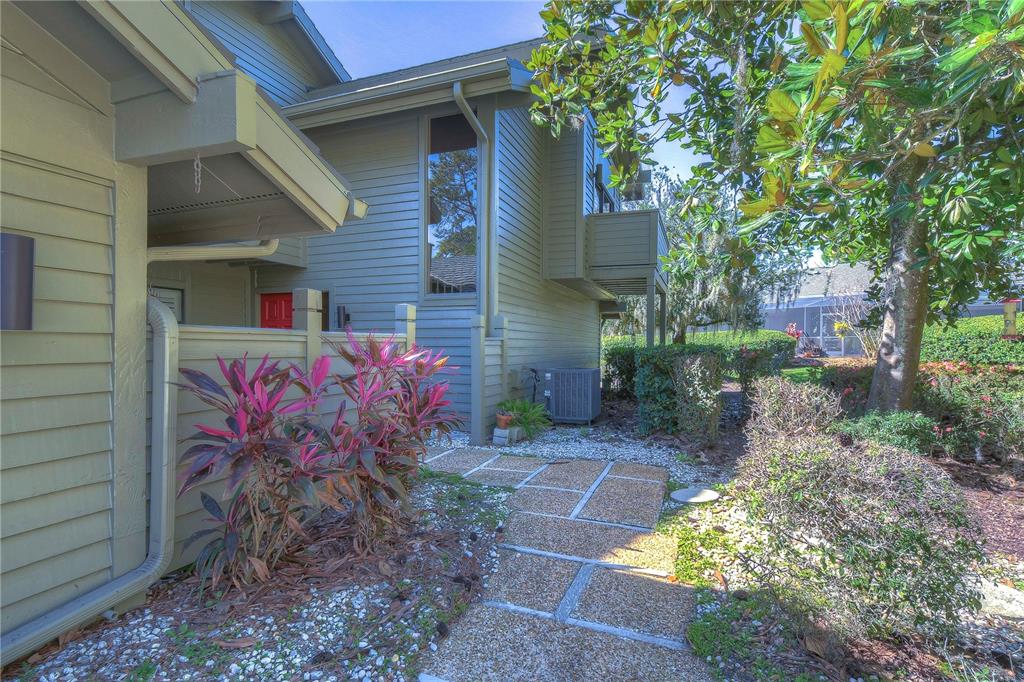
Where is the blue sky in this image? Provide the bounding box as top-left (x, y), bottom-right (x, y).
top-left (303, 0), bottom-right (698, 177)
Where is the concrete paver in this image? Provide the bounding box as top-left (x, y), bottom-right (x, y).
top-left (571, 568), bottom-right (695, 640)
top-left (529, 460), bottom-right (606, 491)
top-left (465, 468), bottom-right (532, 487)
top-left (508, 487), bottom-right (583, 516)
top-left (580, 477), bottom-right (665, 529)
top-left (485, 549), bottom-right (579, 613)
top-left (610, 462), bottom-right (670, 483)
top-left (503, 512), bottom-right (676, 573)
top-left (421, 605), bottom-right (707, 681)
top-left (427, 448), bottom-right (498, 474)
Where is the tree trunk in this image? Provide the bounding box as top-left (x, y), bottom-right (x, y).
top-left (867, 158), bottom-right (930, 412)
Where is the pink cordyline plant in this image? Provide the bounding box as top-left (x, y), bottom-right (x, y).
top-left (177, 334), bottom-right (459, 591)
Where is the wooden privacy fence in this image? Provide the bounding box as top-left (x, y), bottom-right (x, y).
top-left (147, 290), bottom-right (415, 568)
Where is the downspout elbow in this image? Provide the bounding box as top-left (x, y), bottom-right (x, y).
top-left (453, 82), bottom-right (488, 144)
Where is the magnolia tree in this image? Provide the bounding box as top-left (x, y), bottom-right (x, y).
top-left (529, 0), bottom-right (1024, 410)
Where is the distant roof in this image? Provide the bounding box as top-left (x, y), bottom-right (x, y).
top-left (798, 264), bottom-right (873, 298)
top-left (430, 255), bottom-right (477, 291)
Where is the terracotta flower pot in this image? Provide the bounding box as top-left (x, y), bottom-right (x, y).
top-left (496, 413), bottom-right (513, 429)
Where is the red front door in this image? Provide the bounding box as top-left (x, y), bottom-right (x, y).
top-left (260, 292), bottom-right (293, 329)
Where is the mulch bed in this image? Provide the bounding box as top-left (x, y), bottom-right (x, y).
top-left (936, 458), bottom-right (1024, 560)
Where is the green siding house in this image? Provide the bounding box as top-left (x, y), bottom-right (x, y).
top-left (0, 0), bottom-right (666, 664)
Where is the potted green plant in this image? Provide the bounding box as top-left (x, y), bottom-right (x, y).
top-left (495, 409), bottom-right (514, 429)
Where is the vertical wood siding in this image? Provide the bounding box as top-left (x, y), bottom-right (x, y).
top-left (254, 113), bottom-right (474, 421)
top-left (496, 108), bottom-right (600, 399)
top-left (187, 1), bottom-right (326, 105)
top-left (0, 42), bottom-right (117, 631)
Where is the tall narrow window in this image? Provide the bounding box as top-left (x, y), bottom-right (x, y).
top-left (427, 114), bottom-right (478, 294)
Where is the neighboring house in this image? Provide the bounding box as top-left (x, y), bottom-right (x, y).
top-left (0, 1), bottom-right (666, 663)
top-left (761, 263), bottom-right (1013, 356)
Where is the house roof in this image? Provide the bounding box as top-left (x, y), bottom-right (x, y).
top-left (798, 264), bottom-right (874, 298)
top-left (259, 1), bottom-right (350, 84)
top-left (430, 255), bottom-right (477, 291)
top-left (284, 38), bottom-right (542, 128)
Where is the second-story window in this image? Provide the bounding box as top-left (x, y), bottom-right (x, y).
top-left (427, 114), bottom-right (478, 295)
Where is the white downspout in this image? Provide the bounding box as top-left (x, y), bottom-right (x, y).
top-left (147, 238), bottom-right (279, 262)
top-left (452, 82), bottom-right (495, 329)
top-left (0, 298), bottom-right (179, 665)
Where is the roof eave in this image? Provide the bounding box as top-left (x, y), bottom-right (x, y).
top-left (284, 60), bottom-right (532, 129)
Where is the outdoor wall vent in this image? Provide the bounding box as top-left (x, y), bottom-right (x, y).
top-left (543, 367), bottom-right (601, 424)
top-left (1, 233), bottom-right (34, 330)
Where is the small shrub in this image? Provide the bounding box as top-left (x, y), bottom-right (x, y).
top-left (601, 336), bottom-right (640, 397)
top-left (178, 335), bottom-right (459, 591)
top-left (746, 377), bottom-right (841, 448)
top-left (673, 353), bottom-right (723, 443)
top-left (835, 410), bottom-right (939, 455)
top-left (921, 315), bottom-right (1024, 365)
top-left (815, 359), bottom-right (874, 415)
top-left (688, 330), bottom-right (797, 391)
top-left (496, 398), bottom-right (551, 439)
top-left (739, 435), bottom-right (985, 639)
top-left (635, 345), bottom-right (691, 434)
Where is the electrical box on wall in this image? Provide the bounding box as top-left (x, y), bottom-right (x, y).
top-left (1, 233), bottom-right (34, 330)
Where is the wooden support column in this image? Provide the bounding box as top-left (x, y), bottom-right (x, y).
top-left (645, 276), bottom-right (656, 347)
top-left (395, 303), bottom-right (416, 349)
top-left (658, 291), bottom-right (667, 345)
top-left (292, 288), bottom-right (322, 371)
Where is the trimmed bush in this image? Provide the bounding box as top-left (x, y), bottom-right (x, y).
top-left (673, 353), bottom-right (723, 443)
top-left (632, 331), bottom-right (796, 433)
top-left (746, 377), bottom-right (842, 449)
top-left (739, 433), bottom-right (985, 639)
top-left (834, 410), bottom-right (939, 454)
top-left (915, 362), bottom-right (1024, 461)
top-left (635, 345), bottom-right (690, 434)
top-left (602, 336), bottom-right (641, 398)
top-left (920, 314), bottom-right (1024, 365)
top-left (688, 330), bottom-right (797, 390)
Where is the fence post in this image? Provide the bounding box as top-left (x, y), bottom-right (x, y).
top-left (395, 303), bottom-right (416, 350)
top-left (292, 288), bottom-right (322, 371)
top-left (469, 314), bottom-right (486, 445)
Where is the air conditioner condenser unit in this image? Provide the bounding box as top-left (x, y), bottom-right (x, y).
top-left (543, 367), bottom-right (601, 424)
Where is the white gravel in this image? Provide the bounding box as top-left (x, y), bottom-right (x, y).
top-left (17, 478), bottom-right (510, 682)
top-left (433, 426), bottom-right (727, 485)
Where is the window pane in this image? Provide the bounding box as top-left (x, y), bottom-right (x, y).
top-left (428, 114), bottom-right (477, 294)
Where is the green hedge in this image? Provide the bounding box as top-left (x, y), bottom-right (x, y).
top-left (602, 336), bottom-right (641, 398)
top-left (633, 331), bottom-right (796, 433)
top-left (920, 315), bottom-right (1023, 365)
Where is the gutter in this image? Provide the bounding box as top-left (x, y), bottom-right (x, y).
top-left (147, 239), bottom-right (279, 262)
top-left (452, 82), bottom-right (497, 331)
top-left (0, 298), bottom-right (179, 666)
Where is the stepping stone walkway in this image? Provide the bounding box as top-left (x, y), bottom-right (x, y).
top-left (419, 448), bottom-right (708, 681)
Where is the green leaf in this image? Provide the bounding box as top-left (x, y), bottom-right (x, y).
top-left (801, 0), bottom-right (832, 21)
top-left (767, 90), bottom-right (800, 122)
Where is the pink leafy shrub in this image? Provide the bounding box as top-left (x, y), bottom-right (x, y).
top-left (178, 334), bottom-right (458, 590)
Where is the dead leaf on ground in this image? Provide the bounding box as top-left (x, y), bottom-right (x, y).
top-left (213, 636), bottom-right (258, 649)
